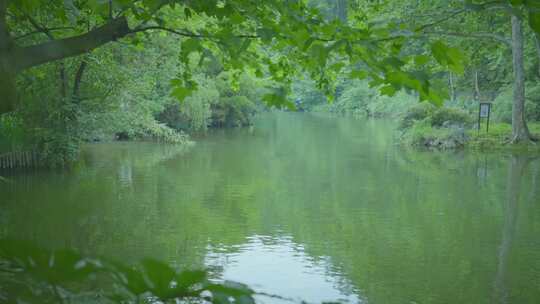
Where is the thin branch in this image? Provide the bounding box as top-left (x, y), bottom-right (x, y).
top-left (24, 14), bottom-right (54, 39)
top-left (129, 26), bottom-right (207, 38)
top-left (129, 25), bottom-right (258, 39)
top-left (415, 9), bottom-right (467, 31)
top-left (24, 14), bottom-right (68, 97)
top-left (13, 27), bottom-right (75, 40)
top-left (421, 30), bottom-right (511, 47)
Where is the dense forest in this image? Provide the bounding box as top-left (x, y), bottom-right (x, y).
top-left (2, 1), bottom-right (540, 304)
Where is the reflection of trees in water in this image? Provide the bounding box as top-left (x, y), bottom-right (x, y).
top-left (493, 155), bottom-right (537, 304)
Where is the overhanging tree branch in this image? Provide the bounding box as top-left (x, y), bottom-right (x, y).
top-left (13, 17), bottom-right (130, 72)
top-left (129, 26), bottom-right (208, 38)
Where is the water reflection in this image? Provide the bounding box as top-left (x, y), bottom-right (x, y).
top-left (1, 113), bottom-right (540, 304)
top-left (493, 155), bottom-right (537, 304)
top-left (206, 235), bottom-right (362, 304)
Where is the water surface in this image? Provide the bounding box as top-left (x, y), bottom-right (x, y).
top-left (1, 112), bottom-right (540, 303)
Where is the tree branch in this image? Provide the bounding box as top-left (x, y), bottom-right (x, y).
top-left (73, 58), bottom-right (87, 102)
top-left (129, 26), bottom-right (206, 38)
top-left (421, 30), bottom-right (511, 47)
top-left (14, 27), bottom-right (75, 40)
top-left (415, 9), bottom-right (467, 31)
top-left (13, 17), bottom-right (130, 71)
top-left (24, 14), bottom-right (69, 97)
top-left (130, 25), bottom-right (258, 39)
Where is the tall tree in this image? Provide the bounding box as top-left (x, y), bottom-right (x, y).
top-left (511, 13), bottom-right (531, 142)
top-left (410, 1), bottom-right (538, 142)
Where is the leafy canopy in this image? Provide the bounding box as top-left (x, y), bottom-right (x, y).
top-left (6, 0), bottom-right (540, 107)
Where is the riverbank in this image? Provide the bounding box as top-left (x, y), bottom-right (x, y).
top-left (371, 102), bottom-right (540, 152)
top-left (401, 121), bottom-right (540, 152)
top-left (467, 123), bottom-right (540, 151)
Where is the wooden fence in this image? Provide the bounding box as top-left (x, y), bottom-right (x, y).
top-left (0, 151), bottom-right (41, 169)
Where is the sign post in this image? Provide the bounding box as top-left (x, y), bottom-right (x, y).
top-left (478, 103), bottom-right (492, 134)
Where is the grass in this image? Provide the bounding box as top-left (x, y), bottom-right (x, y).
top-left (400, 119), bottom-right (540, 152)
top-left (466, 122), bottom-right (540, 151)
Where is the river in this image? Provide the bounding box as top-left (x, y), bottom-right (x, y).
top-left (1, 112), bottom-right (540, 304)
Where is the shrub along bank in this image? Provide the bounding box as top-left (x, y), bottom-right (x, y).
top-left (293, 79), bottom-right (540, 150)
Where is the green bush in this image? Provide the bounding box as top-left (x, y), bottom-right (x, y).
top-left (211, 96), bottom-right (256, 128)
top-left (430, 107), bottom-right (472, 127)
top-left (367, 90), bottom-right (417, 118)
top-left (333, 80), bottom-right (375, 115)
top-left (311, 80), bottom-right (417, 118)
top-left (0, 114), bottom-right (32, 153)
top-left (158, 72), bottom-right (262, 131)
top-left (399, 102), bottom-right (436, 128)
top-left (401, 118), bottom-right (468, 149)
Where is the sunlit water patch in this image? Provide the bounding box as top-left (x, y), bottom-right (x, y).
top-left (205, 235), bottom-right (363, 304)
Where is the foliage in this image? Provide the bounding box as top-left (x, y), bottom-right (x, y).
top-left (291, 77), bottom-right (327, 111)
top-left (400, 104), bottom-right (472, 149)
top-left (401, 119), bottom-right (450, 146)
top-left (322, 79), bottom-right (377, 116)
top-left (2, 0), bottom-right (490, 114)
top-left (399, 102), bottom-right (437, 129)
top-left (180, 78), bottom-right (219, 132)
top-left (492, 85), bottom-right (515, 123)
top-left (0, 34), bottom-right (194, 166)
top-left (492, 82), bottom-right (540, 123)
top-left (308, 79), bottom-right (417, 118)
top-left (0, 114), bottom-right (32, 153)
top-left (430, 107), bottom-right (473, 127)
top-left (159, 71), bottom-right (263, 132)
top-left (0, 239), bottom-right (255, 304)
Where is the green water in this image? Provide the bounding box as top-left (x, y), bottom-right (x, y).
top-left (1, 112), bottom-right (540, 304)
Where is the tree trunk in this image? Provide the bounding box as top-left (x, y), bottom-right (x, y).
top-left (510, 15), bottom-right (531, 143)
top-left (0, 0), bottom-right (16, 113)
top-left (534, 33), bottom-right (540, 78)
top-left (72, 59), bottom-right (88, 103)
top-left (449, 71), bottom-right (456, 103)
top-left (60, 63), bottom-right (67, 98)
top-left (335, 0), bottom-right (347, 23)
top-left (473, 70), bottom-right (480, 102)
